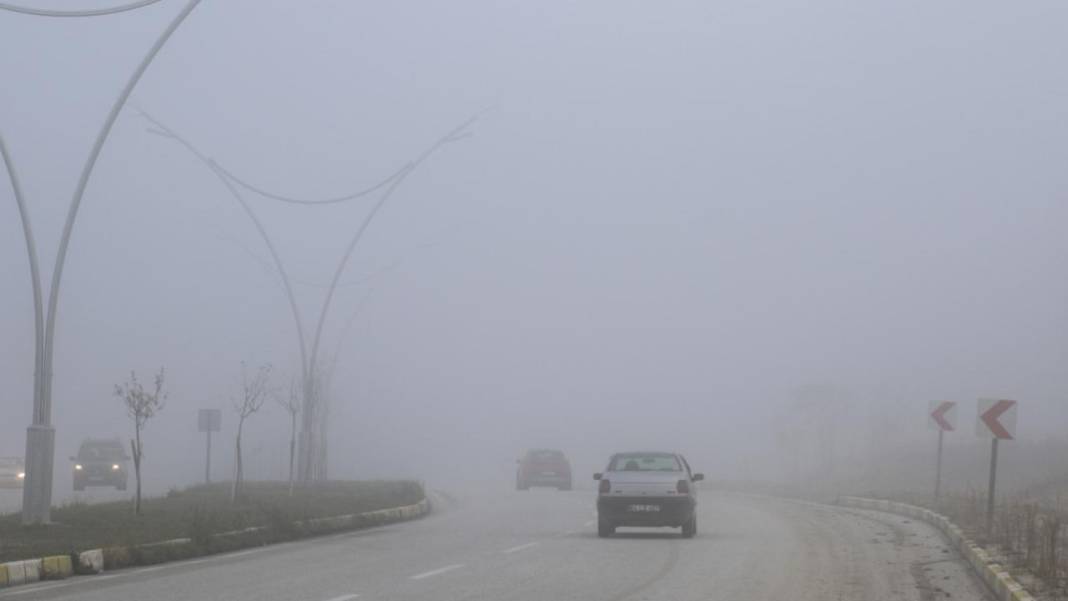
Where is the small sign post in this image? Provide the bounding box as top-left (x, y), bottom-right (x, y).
top-left (976, 399), bottom-right (1017, 534)
top-left (198, 409), bottom-right (222, 483)
top-left (928, 401), bottom-right (957, 501)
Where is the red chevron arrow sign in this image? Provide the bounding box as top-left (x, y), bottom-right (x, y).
top-left (976, 399), bottom-right (1017, 440)
top-left (928, 401), bottom-right (956, 431)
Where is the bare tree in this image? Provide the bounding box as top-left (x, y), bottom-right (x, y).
top-left (115, 368), bottom-right (166, 515)
top-left (231, 363), bottom-right (271, 503)
top-left (273, 377), bottom-right (301, 496)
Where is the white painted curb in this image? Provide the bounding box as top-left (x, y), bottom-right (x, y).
top-left (838, 496), bottom-right (1037, 601)
top-left (0, 559), bottom-right (41, 587)
top-left (77, 549), bottom-right (104, 574)
top-left (0, 496), bottom-right (429, 591)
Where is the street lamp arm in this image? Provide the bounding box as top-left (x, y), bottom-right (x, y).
top-left (0, 0), bottom-right (165, 17)
top-left (0, 134), bottom-right (45, 423)
top-left (212, 160), bottom-right (409, 206)
top-left (42, 0), bottom-right (202, 418)
top-left (134, 107), bottom-right (313, 391)
top-left (212, 107), bottom-right (490, 207)
top-left (305, 109), bottom-right (483, 376)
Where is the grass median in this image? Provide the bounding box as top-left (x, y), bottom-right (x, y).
top-left (0, 480), bottom-right (425, 566)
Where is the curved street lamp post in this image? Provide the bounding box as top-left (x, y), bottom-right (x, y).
top-left (0, 0), bottom-right (203, 524)
top-left (137, 108), bottom-right (479, 482)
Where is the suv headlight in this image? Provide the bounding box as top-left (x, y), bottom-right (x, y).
top-left (74, 464), bottom-right (83, 471)
top-left (112, 464), bottom-right (120, 471)
top-left (16, 472), bottom-right (25, 480)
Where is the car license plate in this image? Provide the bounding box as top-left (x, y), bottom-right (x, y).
top-left (628, 504), bottom-right (660, 512)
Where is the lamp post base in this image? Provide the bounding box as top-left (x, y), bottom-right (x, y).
top-left (22, 424), bottom-right (55, 525)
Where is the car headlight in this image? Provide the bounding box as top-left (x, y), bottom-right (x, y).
top-left (74, 464), bottom-right (83, 471)
top-left (16, 472), bottom-right (25, 480)
top-left (112, 464), bottom-right (120, 471)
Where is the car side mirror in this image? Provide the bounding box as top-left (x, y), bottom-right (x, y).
top-left (692, 473), bottom-right (704, 482)
top-left (593, 473), bottom-right (602, 480)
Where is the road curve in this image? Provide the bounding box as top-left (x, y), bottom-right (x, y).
top-left (0, 488), bottom-right (992, 601)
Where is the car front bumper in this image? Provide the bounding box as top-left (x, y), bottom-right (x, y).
top-left (597, 495), bottom-right (695, 527)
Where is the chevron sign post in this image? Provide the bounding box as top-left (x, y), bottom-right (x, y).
top-left (977, 399), bottom-right (1018, 533)
top-left (928, 401), bottom-right (956, 500)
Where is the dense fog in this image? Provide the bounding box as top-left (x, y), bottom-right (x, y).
top-left (2, 0), bottom-right (1067, 507)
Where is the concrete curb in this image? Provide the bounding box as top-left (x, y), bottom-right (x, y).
top-left (838, 496), bottom-right (1037, 601)
top-left (0, 558), bottom-right (42, 587)
top-left (0, 496), bottom-right (429, 591)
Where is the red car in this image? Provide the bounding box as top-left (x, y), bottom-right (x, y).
top-left (516, 449), bottom-right (572, 491)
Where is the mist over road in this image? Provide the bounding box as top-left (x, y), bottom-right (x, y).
top-left (1, 488), bottom-right (991, 601)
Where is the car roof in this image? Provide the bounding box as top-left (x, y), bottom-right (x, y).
top-left (79, 438), bottom-right (125, 450)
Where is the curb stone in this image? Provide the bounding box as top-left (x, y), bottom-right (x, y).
top-left (77, 549), bottom-right (104, 574)
top-left (0, 496), bottom-right (429, 591)
top-left (838, 496), bottom-right (1037, 601)
top-left (40, 555), bottom-right (72, 580)
top-left (0, 558), bottom-right (41, 587)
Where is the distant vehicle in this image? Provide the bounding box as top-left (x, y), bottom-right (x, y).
top-left (72, 438), bottom-right (129, 491)
top-left (0, 457), bottom-right (25, 488)
top-left (594, 451), bottom-right (703, 538)
top-left (516, 449), bottom-right (572, 491)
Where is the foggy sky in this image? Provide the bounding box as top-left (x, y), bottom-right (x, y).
top-left (2, 1), bottom-right (1067, 494)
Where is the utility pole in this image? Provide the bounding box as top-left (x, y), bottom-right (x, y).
top-left (927, 401), bottom-right (956, 504)
top-left (986, 437), bottom-right (998, 534)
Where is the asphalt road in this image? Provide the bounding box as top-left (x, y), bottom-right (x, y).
top-left (1, 488), bottom-right (993, 601)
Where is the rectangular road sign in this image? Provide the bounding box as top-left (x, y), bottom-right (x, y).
top-left (976, 399), bottom-right (1016, 440)
top-left (198, 409), bottom-right (221, 433)
top-left (928, 401), bottom-right (957, 431)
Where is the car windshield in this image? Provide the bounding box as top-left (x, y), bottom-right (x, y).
top-left (528, 450), bottom-right (565, 462)
top-left (79, 443), bottom-right (124, 460)
top-left (609, 453), bottom-right (680, 472)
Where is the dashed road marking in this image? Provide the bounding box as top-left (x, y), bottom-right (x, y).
top-left (323, 595), bottom-right (360, 601)
top-left (410, 564), bottom-right (465, 580)
top-left (503, 542), bottom-right (539, 554)
top-left (584, 520), bottom-right (595, 527)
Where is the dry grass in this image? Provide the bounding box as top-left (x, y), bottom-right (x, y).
top-left (0, 480), bottom-right (424, 564)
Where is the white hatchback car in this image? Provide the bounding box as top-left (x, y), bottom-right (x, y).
top-left (594, 451), bottom-right (703, 538)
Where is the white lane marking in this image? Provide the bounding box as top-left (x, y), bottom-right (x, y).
top-left (410, 564), bottom-right (465, 580)
top-left (584, 520), bottom-right (595, 527)
top-left (323, 595), bottom-right (360, 601)
top-left (0, 573), bottom-right (122, 598)
top-left (130, 564), bottom-right (169, 574)
top-left (0, 582), bottom-right (77, 597)
top-left (502, 542), bottom-right (539, 554)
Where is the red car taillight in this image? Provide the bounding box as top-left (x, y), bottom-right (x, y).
top-left (598, 479), bottom-right (611, 494)
top-left (676, 479), bottom-right (690, 494)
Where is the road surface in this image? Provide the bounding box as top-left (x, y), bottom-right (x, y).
top-left (0, 488), bottom-right (992, 601)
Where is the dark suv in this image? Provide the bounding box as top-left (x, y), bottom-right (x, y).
top-left (516, 449), bottom-right (572, 491)
top-left (72, 438), bottom-right (129, 491)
